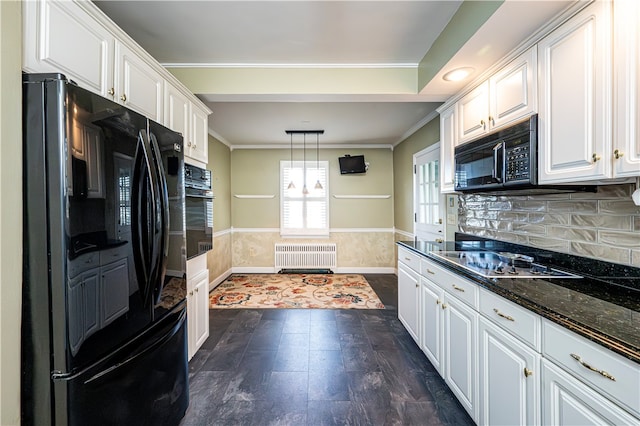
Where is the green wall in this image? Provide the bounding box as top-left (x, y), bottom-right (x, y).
top-left (393, 118), bottom-right (440, 233)
top-left (231, 148), bottom-right (394, 229)
top-left (1, 1), bottom-right (23, 424)
top-left (207, 135), bottom-right (231, 231)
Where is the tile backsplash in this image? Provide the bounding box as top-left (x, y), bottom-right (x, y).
top-left (458, 184), bottom-right (640, 267)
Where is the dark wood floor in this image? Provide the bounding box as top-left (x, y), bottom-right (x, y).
top-left (180, 274), bottom-right (474, 426)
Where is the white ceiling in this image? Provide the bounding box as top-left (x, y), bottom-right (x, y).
top-left (94, 0), bottom-right (573, 149)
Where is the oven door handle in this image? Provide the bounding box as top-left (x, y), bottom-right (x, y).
top-left (492, 142), bottom-right (504, 183)
top-left (185, 193), bottom-right (214, 200)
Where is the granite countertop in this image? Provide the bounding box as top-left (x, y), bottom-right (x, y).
top-left (398, 236), bottom-right (640, 364)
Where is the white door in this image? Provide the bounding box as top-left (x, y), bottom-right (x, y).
top-left (414, 144), bottom-right (445, 242)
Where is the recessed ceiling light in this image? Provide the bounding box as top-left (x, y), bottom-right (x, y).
top-left (442, 67), bottom-right (475, 82)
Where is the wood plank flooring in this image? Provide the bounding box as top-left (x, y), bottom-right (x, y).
top-left (180, 274), bottom-right (474, 426)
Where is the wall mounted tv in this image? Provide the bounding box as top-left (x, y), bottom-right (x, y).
top-left (338, 155), bottom-right (367, 174)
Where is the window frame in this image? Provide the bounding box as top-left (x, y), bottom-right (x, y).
top-left (280, 159), bottom-right (330, 237)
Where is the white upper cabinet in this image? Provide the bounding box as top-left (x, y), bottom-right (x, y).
top-left (613, 0), bottom-right (640, 177)
top-left (164, 83), bottom-right (191, 140)
top-left (114, 41), bottom-right (164, 123)
top-left (189, 105), bottom-right (210, 165)
top-left (538, 1), bottom-right (612, 184)
top-left (457, 47), bottom-right (537, 144)
top-left (439, 105), bottom-right (457, 194)
top-left (23, 0), bottom-right (115, 96)
top-left (165, 84), bottom-right (210, 165)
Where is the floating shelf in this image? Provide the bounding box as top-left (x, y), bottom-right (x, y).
top-left (233, 194), bottom-right (275, 199)
top-left (332, 195), bottom-right (391, 199)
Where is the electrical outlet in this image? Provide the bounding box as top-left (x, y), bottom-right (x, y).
top-left (447, 214), bottom-right (457, 225)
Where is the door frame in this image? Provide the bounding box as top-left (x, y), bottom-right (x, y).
top-left (413, 143), bottom-right (445, 242)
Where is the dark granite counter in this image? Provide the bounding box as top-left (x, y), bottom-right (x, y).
top-left (398, 234), bottom-right (640, 364)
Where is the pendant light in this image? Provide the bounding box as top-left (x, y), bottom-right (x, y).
top-left (314, 132), bottom-right (323, 190)
top-left (302, 133), bottom-right (309, 195)
top-left (287, 131), bottom-right (295, 190)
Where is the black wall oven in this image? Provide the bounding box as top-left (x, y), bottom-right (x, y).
top-left (184, 164), bottom-right (213, 259)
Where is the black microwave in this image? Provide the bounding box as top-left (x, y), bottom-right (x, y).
top-left (454, 115), bottom-right (538, 192)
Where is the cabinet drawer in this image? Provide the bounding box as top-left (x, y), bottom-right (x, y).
top-left (543, 319), bottom-right (640, 417)
top-left (99, 244), bottom-right (128, 264)
top-left (398, 247), bottom-right (421, 274)
top-left (479, 287), bottom-right (541, 351)
top-left (68, 252), bottom-right (100, 278)
top-left (422, 258), bottom-right (478, 308)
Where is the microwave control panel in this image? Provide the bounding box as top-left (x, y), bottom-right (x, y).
top-left (505, 140), bottom-right (531, 182)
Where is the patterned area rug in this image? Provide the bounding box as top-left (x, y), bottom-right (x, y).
top-left (210, 274), bottom-right (385, 309)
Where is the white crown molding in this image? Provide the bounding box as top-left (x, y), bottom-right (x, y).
top-left (393, 109), bottom-right (441, 147)
top-left (163, 63), bottom-right (418, 69)
top-left (208, 128), bottom-right (232, 148)
top-left (229, 143), bottom-right (394, 150)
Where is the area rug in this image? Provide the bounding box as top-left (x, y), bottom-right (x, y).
top-left (209, 274), bottom-right (385, 309)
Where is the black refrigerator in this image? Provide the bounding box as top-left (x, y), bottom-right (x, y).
top-left (22, 73), bottom-right (189, 425)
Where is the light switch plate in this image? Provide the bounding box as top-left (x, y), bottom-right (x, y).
top-left (447, 214), bottom-right (456, 225)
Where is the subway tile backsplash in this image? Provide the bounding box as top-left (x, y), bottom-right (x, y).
top-left (458, 184), bottom-right (640, 267)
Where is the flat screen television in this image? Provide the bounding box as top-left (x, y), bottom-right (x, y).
top-left (338, 155), bottom-right (367, 174)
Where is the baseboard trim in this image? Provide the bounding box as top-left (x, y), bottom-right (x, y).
top-left (231, 266), bottom-right (396, 274)
top-left (209, 268), bottom-right (232, 291)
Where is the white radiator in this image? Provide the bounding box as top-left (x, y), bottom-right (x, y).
top-left (275, 243), bottom-right (337, 272)
top-left (198, 241), bottom-right (213, 252)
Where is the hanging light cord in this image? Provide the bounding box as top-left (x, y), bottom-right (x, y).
top-left (315, 132), bottom-right (323, 190)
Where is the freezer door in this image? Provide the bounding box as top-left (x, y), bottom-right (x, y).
top-left (59, 307), bottom-right (189, 426)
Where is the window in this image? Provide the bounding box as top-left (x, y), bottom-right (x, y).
top-left (280, 160), bottom-right (329, 236)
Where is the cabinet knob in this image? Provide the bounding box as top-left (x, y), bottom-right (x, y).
top-left (436, 299), bottom-right (441, 305)
top-left (592, 153), bottom-right (601, 163)
top-left (187, 141), bottom-right (192, 147)
top-left (441, 303), bottom-right (447, 310)
top-left (523, 368), bottom-right (533, 378)
top-left (120, 94), bottom-right (127, 102)
top-left (107, 88), bottom-right (115, 96)
top-left (614, 149), bottom-right (624, 159)
top-left (189, 291), bottom-right (194, 296)
top-left (415, 283), bottom-right (419, 288)
top-left (193, 142), bottom-right (197, 148)
top-left (435, 238), bottom-right (444, 244)
top-left (195, 287), bottom-right (199, 293)
top-left (480, 119), bottom-right (486, 130)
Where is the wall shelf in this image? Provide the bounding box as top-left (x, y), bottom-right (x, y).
top-left (332, 195), bottom-right (391, 199)
top-left (233, 194), bottom-right (275, 199)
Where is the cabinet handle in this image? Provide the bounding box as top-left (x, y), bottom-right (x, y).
top-left (493, 308), bottom-right (514, 321)
top-left (570, 353), bottom-right (616, 381)
top-left (426, 269), bottom-right (435, 275)
top-left (524, 368), bottom-right (533, 378)
top-left (452, 284), bottom-right (465, 292)
top-left (187, 141), bottom-right (192, 147)
top-left (436, 299), bottom-right (441, 305)
top-left (189, 291), bottom-right (194, 296)
top-left (435, 238), bottom-right (444, 244)
top-left (614, 149), bottom-right (624, 159)
top-left (107, 87), bottom-right (115, 96)
top-left (592, 153), bottom-right (601, 163)
top-left (120, 94), bottom-right (127, 102)
top-left (489, 116), bottom-right (494, 126)
top-left (195, 287), bottom-right (199, 293)
top-left (441, 303), bottom-right (447, 310)
top-left (193, 142), bottom-right (197, 148)
top-left (480, 119), bottom-right (486, 130)
top-left (415, 283), bottom-right (419, 288)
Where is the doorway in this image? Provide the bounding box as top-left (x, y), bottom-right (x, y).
top-left (413, 143), bottom-right (445, 242)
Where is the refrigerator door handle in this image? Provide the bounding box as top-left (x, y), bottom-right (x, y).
top-left (149, 133), bottom-right (170, 304)
top-left (132, 130), bottom-right (161, 306)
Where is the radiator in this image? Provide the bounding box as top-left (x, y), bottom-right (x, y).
top-left (275, 243), bottom-right (337, 272)
top-left (198, 241), bottom-right (213, 252)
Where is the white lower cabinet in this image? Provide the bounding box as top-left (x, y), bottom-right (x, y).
top-left (398, 248), bottom-right (421, 344)
top-left (186, 255), bottom-right (210, 360)
top-left (443, 293), bottom-right (478, 420)
top-left (479, 317), bottom-right (540, 426)
top-left (420, 277), bottom-right (445, 374)
top-left (542, 359), bottom-right (639, 426)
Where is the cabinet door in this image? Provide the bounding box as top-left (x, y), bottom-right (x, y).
top-left (538, 1), bottom-right (612, 183)
top-left (398, 262), bottom-right (420, 344)
top-left (443, 294), bottom-right (478, 421)
top-left (194, 273), bottom-right (210, 350)
top-left (186, 289), bottom-right (197, 360)
top-left (439, 105), bottom-right (457, 193)
top-left (542, 359), bottom-right (639, 426)
top-left (479, 318), bottom-right (540, 426)
top-left (23, 0), bottom-right (115, 97)
top-left (100, 258), bottom-right (130, 328)
top-left (115, 41), bottom-right (164, 123)
top-left (421, 278), bottom-right (445, 375)
top-left (164, 83), bottom-right (191, 139)
top-left (489, 47), bottom-right (537, 129)
top-left (458, 81), bottom-right (489, 143)
top-left (613, 0), bottom-right (640, 177)
top-left (188, 105), bottom-right (209, 165)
